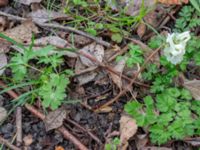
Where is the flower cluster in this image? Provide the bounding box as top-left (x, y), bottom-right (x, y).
top-left (164, 31), bottom-right (191, 65)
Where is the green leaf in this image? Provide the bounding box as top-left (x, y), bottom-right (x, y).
top-left (190, 0), bottom-right (200, 14)
top-left (111, 33), bottom-right (123, 43)
top-left (39, 73), bottom-right (69, 110)
top-left (85, 28), bottom-right (97, 36)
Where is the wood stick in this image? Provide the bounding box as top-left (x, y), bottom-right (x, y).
top-left (0, 81), bottom-right (89, 150)
top-left (0, 11), bottom-right (111, 48)
top-left (0, 136), bottom-right (21, 150)
top-left (16, 107), bottom-right (22, 147)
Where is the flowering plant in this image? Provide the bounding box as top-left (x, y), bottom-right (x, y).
top-left (164, 31), bottom-right (191, 65)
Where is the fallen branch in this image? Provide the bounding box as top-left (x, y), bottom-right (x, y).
top-left (0, 81), bottom-right (89, 150)
top-left (0, 11), bottom-right (111, 48)
top-left (0, 136), bottom-right (21, 150)
top-left (95, 47), bottom-right (161, 111)
top-left (66, 118), bottom-right (102, 144)
top-left (16, 107), bottom-right (22, 147)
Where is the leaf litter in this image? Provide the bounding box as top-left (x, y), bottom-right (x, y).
top-left (0, 0), bottom-right (198, 149)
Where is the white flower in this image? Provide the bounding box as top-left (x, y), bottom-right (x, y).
top-left (164, 31), bottom-right (191, 65)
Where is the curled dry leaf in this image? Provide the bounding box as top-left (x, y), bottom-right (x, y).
top-left (44, 107), bottom-right (68, 131)
top-left (3, 21), bottom-right (39, 43)
top-left (0, 0), bottom-right (8, 7)
top-left (0, 106), bottom-right (7, 123)
top-left (55, 146), bottom-right (65, 150)
top-left (28, 9), bottom-right (70, 23)
top-left (120, 115), bottom-right (138, 149)
top-left (184, 79), bottom-right (200, 100)
top-left (79, 42), bottom-right (104, 66)
top-left (23, 134), bottom-right (33, 146)
top-left (14, 0), bottom-right (41, 5)
top-left (110, 57), bottom-right (127, 89)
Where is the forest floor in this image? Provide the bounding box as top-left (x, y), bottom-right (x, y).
top-left (0, 0), bottom-right (200, 150)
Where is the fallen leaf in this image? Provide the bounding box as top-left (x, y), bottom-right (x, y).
top-left (14, 0), bottom-right (41, 5)
top-left (95, 106), bottom-right (112, 113)
top-left (44, 107), bottom-right (68, 131)
top-left (158, 0), bottom-right (189, 5)
top-left (120, 115), bottom-right (138, 149)
top-left (0, 106), bottom-right (7, 123)
top-left (184, 79), bottom-right (200, 100)
top-left (0, 0), bottom-right (8, 7)
top-left (34, 36), bottom-right (69, 47)
top-left (141, 147), bottom-right (172, 150)
top-left (55, 146), bottom-right (65, 150)
top-left (124, 0), bottom-right (155, 16)
top-left (110, 57), bottom-right (127, 89)
top-left (79, 42), bottom-right (104, 66)
top-left (28, 9), bottom-right (70, 23)
top-left (186, 140), bottom-right (200, 147)
top-left (3, 21), bottom-right (39, 43)
top-left (23, 134), bottom-right (33, 146)
top-left (75, 58), bottom-right (98, 85)
top-left (67, 34), bottom-right (92, 46)
top-left (137, 23), bottom-right (146, 38)
top-left (0, 53), bottom-right (7, 75)
top-left (135, 134), bottom-right (148, 150)
top-left (0, 16), bottom-right (8, 31)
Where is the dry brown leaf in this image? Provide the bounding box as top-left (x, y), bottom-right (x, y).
top-left (0, 16), bottom-right (8, 31)
top-left (79, 42), bottom-right (104, 67)
top-left (95, 106), bottom-right (112, 113)
top-left (137, 23), bottom-right (146, 38)
top-left (141, 147), bottom-right (172, 150)
top-left (34, 36), bottom-right (69, 47)
top-left (44, 107), bottom-right (68, 131)
top-left (67, 34), bottom-right (92, 46)
top-left (3, 21), bottom-right (39, 43)
top-left (135, 134), bottom-right (148, 150)
top-left (184, 79), bottom-right (200, 100)
top-left (120, 115), bottom-right (138, 149)
top-left (14, 0), bottom-right (41, 5)
top-left (75, 58), bottom-right (98, 85)
top-left (28, 9), bottom-right (70, 23)
top-left (23, 134), bottom-right (33, 146)
top-left (110, 57), bottom-right (127, 89)
top-left (0, 0), bottom-right (8, 7)
top-left (55, 146), bottom-right (65, 150)
top-left (0, 106), bottom-right (7, 123)
top-left (158, 0), bottom-right (188, 5)
top-left (0, 53), bottom-right (7, 75)
top-left (124, 0), bottom-right (155, 16)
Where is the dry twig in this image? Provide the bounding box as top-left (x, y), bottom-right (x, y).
top-left (0, 81), bottom-right (89, 150)
top-left (95, 47), bottom-right (161, 111)
top-left (0, 136), bottom-right (21, 150)
top-left (0, 11), bottom-right (111, 48)
top-left (16, 107), bottom-right (22, 147)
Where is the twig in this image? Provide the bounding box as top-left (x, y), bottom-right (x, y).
top-left (66, 118), bottom-right (102, 145)
top-left (0, 11), bottom-right (111, 48)
top-left (16, 107), bottom-right (22, 147)
top-left (95, 47), bottom-right (161, 111)
top-left (78, 51), bottom-right (149, 88)
top-left (0, 136), bottom-right (21, 150)
top-left (0, 81), bottom-right (89, 150)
